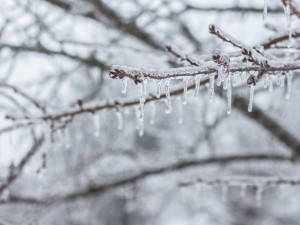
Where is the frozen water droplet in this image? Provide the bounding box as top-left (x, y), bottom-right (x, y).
top-left (116, 111), bottom-right (123, 130)
top-left (156, 81), bottom-right (162, 98)
top-left (209, 74), bottom-right (215, 101)
top-left (121, 77), bottom-right (129, 94)
top-left (150, 101), bottom-right (155, 125)
top-left (93, 114), bottom-right (100, 137)
top-left (227, 73), bottom-right (232, 115)
top-left (182, 78), bottom-right (189, 105)
top-left (194, 76), bottom-right (201, 98)
top-left (248, 85), bottom-right (255, 112)
top-left (286, 71), bottom-right (293, 99)
top-left (165, 80), bottom-right (172, 114)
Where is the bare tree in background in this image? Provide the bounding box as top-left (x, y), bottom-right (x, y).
top-left (0, 0), bottom-right (300, 224)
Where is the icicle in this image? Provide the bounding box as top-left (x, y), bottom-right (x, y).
top-left (263, 75), bottom-right (268, 88)
top-left (150, 101), bottom-right (155, 125)
top-left (242, 72), bottom-right (247, 83)
top-left (64, 128), bottom-right (71, 149)
top-left (286, 71), bottom-right (293, 99)
top-left (276, 74), bottom-right (281, 86)
top-left (116, 111), bottom-right (123, 130)
top-left (268, 76), bottom-right (273, 92)
top-left (93, 114), bottom-right (100, 137)
top-left (221, 185), bottom-right (229, 202)
top-left (240, 183), bottom-right (247, 197)
top-left (156, 81), bottom-right (162, 98)
top-left (248, 84), bottom-right (255, 112)
top-left (138, 119), bottom-right (144, 137)
top-left (280, 73), bottom-right (285, 88)
top-left (182, 78), bottom-right (189, 105)
top-left (232, 73), bottom-right (237, 87)
top-left (217, 66), bottom-right (224, 86)
top-left (284, 2), bottom-right (292, 47)
top-left (194, 76), bottom-right (201, 99)
top-left (227, 73), bottom-right (232, 115)
top-left (165, 80), bottom-right (172, 114)
top-left (223, 74), bottom-right (228, 90)
top-left (255, 186), bottom-right (263, 208)
top-left (138, 81), bottom-right (147, 121)
top-left (209, 74), bottom-right (215, 101)
top-left (263, 0), bottom-right (268, 20)
top-left (121, 77), bottom-right (129, 94)
top-left (177, 97), bottom-right (183, 124)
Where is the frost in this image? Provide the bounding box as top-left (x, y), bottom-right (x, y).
top-left (165, 80), bottom-right (172, 114)
top-left (182, 78), bottom-right (189, 105)
top-left (248, 85), bottom-right (255, 112)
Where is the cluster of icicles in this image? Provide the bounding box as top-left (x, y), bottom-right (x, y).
top-left (179, 178), bottom-right (295, 207)
top-left (114, 65), bottom-right (294, 137)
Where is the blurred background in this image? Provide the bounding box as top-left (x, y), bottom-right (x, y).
top-left (0, 0), bottom-right (300, 224)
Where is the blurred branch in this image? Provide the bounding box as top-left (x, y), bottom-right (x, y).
top-left (43, 0), bottom-right (163, 50)
top-left (5, 154), bottom-right (292, 204)
top-left (0, 43), bottom-right (108, 70)
top-left (179, 176), bottom-right (300, 188)
top-left (0, 82), bottom-right (47, 114)
top-left (0, 136), bottom-right (44, 195)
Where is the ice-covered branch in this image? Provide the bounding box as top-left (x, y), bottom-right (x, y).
top-left (4, 154), bottom-right (292, 204)
top-left (179, 176), bottom-right (300, 188)
top-left (109, 63), bottom-right (300, 82)
top-left (209, 24), bottom-right (270, 67)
